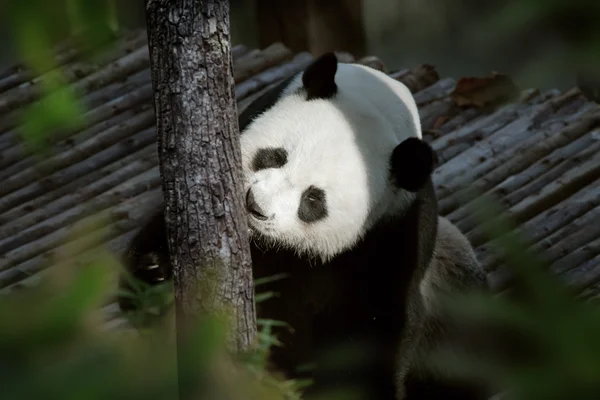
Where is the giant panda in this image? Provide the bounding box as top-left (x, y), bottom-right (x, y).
top-left (118, 53), bottom-right (491, 400)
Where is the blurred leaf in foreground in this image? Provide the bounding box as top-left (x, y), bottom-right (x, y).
top-left (8, 0), bottom-right (120, 154)
top-left (428, 195), bottom-right (600, 400)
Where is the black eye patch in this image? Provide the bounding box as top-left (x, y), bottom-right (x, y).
top-left (252, 147), bottom-right (288, 171)
top-left (298, 186), bottom-right (328, 223)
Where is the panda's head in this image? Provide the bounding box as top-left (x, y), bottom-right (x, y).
top-left (240, 53), bottom-right (435, 261)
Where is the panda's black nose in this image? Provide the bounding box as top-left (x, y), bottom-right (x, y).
top-left (246, 188), bottom-right (268, 220)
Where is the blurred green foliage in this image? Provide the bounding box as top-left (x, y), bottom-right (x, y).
top-left (6, 0), bottom-right (119, 153)
top-left (428, 195), bottom-right (600, 400)
top-left (0, 231), bottom-right (306, 400)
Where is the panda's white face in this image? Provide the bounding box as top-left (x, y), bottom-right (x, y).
top-left (240, 63), bottom-right (421, 261)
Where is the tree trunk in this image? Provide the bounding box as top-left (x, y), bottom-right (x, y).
top-left (145, 0), bottom-right (256, 354)
top-left (255, 0), bottom-right (366, 58)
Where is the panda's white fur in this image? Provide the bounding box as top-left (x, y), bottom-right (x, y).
top-left (241, 62), bottom-right (422, 261)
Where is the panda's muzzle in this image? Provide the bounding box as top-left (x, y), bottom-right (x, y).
top-left (246, 188), bottom-right (268, 220)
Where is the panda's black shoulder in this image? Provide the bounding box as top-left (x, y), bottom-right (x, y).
top-left (238, 74), bottom-right (298, 132)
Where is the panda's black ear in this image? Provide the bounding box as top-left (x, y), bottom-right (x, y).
top-left (390, 137), bottom-right (437, 192)
top-left (302, 52), bottom-right (338, 100)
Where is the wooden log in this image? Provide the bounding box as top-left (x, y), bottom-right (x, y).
top-left (434, 101), bottom-right (597, 203)
top-left (389, 64), bottom-right (440, 94)
top-left (0, 122), bottom-right (157, 225)
top-left (356, 56), bottom-right (387, 72)
top-left (447, 126), bottom-right (600, 228)
top-left (0, 42), bottom-right (259, 142)
top-left (70, 43), bottom-right (250, 119)
top-left (508, 150), bottom-right (600, 224)
top-left (543, 220), bottom-right (600, 276)
top-left (0, 143), bottom-right (156, 227)
top-left (514, 183), bottom-right (600, 248)
top-left (0, 68), bottom-right (152, 138)
top-left (550, 237), bottom-right (600, 278)
top-left (419, 98), bottom-right (462, 132)
top-left (569, 255), bottom-right (600, 299)
top-left (0, 124), bottom-right (156, 226)
top-left (233, 42), bottom-right (294, 83)
top-left (470, 182), bottom-right (600, 271)
top-left (430, 88), bottom-right (560, 157)
top-left (0, 106), bottom-right (151, 185)
top-left (0, 29), bottom-right (147, 94)
top-left (0, 226), bottom-right (138, 295)
top-left (0, 84), bottom-right (154, 170)
top-left (238, 52), bottom-right (384, 115)
top-left (0, 108), bottom-right (156, 206)
top-left (431, 103), bottom-right (527, 167)
top-left (450, 121), bottom-right (600, 236)
top-left (0, 145), bottom-right (158, 238)
top-left (466, 185), bottom-right (600, 287)
top-left (237, 78), bottom-right (284, 115)
top-left (431, 90), bottom-right (557, 145)
top-left (0, 47), bottom-right (303, 210)
top-left (479, 205), bottom-right (600, 272)
top-left (231, 44), bottom-right (250, 60)
top-left (526, 88), bottom-right (585, 129)
top-left (235, 51), bottom-right (314, 99)
top-left (0, 43), bottom-right (255, 138)
top-left (0, 167), bottom-right (161, 271)
top-left (0, 188), bottom-right (162, 289)
top-left (425, 106), bottom-right (482, 141)
top-left (0, 46), bottom-right (150, 116)
top-left (412, 77), bottom-right (456, 106)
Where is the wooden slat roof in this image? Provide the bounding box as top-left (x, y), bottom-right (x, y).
top-left (0, 29), bottom-right (598, 325)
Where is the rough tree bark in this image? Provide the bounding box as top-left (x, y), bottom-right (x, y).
top-left (145, 0), bottom-right (256, 354)
top-left (255, 0), bottom-right (366, 58)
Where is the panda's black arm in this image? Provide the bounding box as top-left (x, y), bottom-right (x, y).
top-left (118, 208), bottom-right (173, 312)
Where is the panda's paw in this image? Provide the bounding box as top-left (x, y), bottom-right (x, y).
top-left (117, 252), bottom-right (173, 315)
